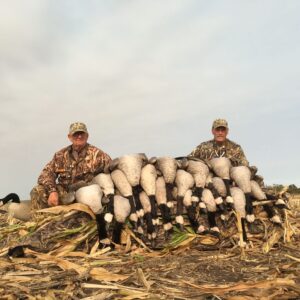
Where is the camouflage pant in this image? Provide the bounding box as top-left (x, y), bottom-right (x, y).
top-left (30, 185), bottom-right (68, 212)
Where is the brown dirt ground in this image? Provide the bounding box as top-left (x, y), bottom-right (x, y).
top-left (0, 204), bottom-right (299, 300)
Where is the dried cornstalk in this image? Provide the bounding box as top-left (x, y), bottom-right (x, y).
top-left (182, 277), bottom-right (296, 296)
top-left (125, 227), bottom-right (152, 252)
top-left (136, 268), bottom-right (151, 291)
top-left (262, 227), bottom-right (284, 253)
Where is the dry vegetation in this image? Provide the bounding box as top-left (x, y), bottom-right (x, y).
top-left (0, 196), bottom-right (299, 300)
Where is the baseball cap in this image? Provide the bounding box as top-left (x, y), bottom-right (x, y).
top-left (212, 119), bottom-right (228, 129)
top-left (69, 122), bottom-right (88, 135)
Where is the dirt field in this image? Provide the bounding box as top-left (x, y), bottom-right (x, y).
top-left (0, 201), bottom-right (299, 299)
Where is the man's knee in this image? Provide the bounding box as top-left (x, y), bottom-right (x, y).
top-left (30, 185), bottom-right (48, 211)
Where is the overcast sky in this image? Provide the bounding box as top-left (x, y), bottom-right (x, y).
top-left (1, 1), bottom-right (299, 199)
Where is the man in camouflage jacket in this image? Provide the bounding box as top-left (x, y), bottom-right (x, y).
top-left (189, 119), bottom-right (249, 167)
top-left (31, 122), bottom-right (111, 211)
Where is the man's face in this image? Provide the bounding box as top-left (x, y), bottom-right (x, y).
top-left (212, 126), bottom-right (228, 143)
top-left (68, 131), bottom-right (88, 150)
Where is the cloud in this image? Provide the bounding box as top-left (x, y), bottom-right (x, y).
top-left (1, 1), bottom-right (300, 198)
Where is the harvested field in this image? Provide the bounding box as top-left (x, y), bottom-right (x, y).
top-left (0, 199), bottom-right (299, 300)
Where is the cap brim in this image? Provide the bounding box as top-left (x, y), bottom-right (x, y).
top-left (70, 130), bottom-right (88, 135)
top-left (213, 126), bottom-right (228, 129)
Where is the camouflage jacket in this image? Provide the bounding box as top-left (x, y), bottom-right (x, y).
top-left (189, 139), bottom-right (249, 167)
top-left (38, 144), bottom-right (111, 195)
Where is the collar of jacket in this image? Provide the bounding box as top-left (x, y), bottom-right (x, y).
top-left (68, 143), bottom-right (89, 160)
top-left (212, 139), bottom-right (229, 149)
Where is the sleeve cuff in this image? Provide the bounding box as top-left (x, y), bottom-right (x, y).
top-left (48, 187), bottom-right (57, 194)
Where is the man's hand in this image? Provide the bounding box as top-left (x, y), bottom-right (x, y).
top-left (48, 191), bottom-right (59, 207)
top-left (249, 165), bottom-right (258, 176)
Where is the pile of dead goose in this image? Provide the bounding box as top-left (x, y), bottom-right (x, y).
top-left (0, 153), bottom-right (289, 249)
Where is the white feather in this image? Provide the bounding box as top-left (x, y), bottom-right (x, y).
top-left (75, 184), bottom-right (103, 214)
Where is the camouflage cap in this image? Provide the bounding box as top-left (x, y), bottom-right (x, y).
top-left (69, 122), bottom-right (88, 135)
top-left (212, 119), bottom-right (228, 129)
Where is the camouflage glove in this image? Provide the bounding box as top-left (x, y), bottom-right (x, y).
top-left (249, 165), bottom-right (258, 177)
top-left (229, 157), bottom-right (240, 167)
